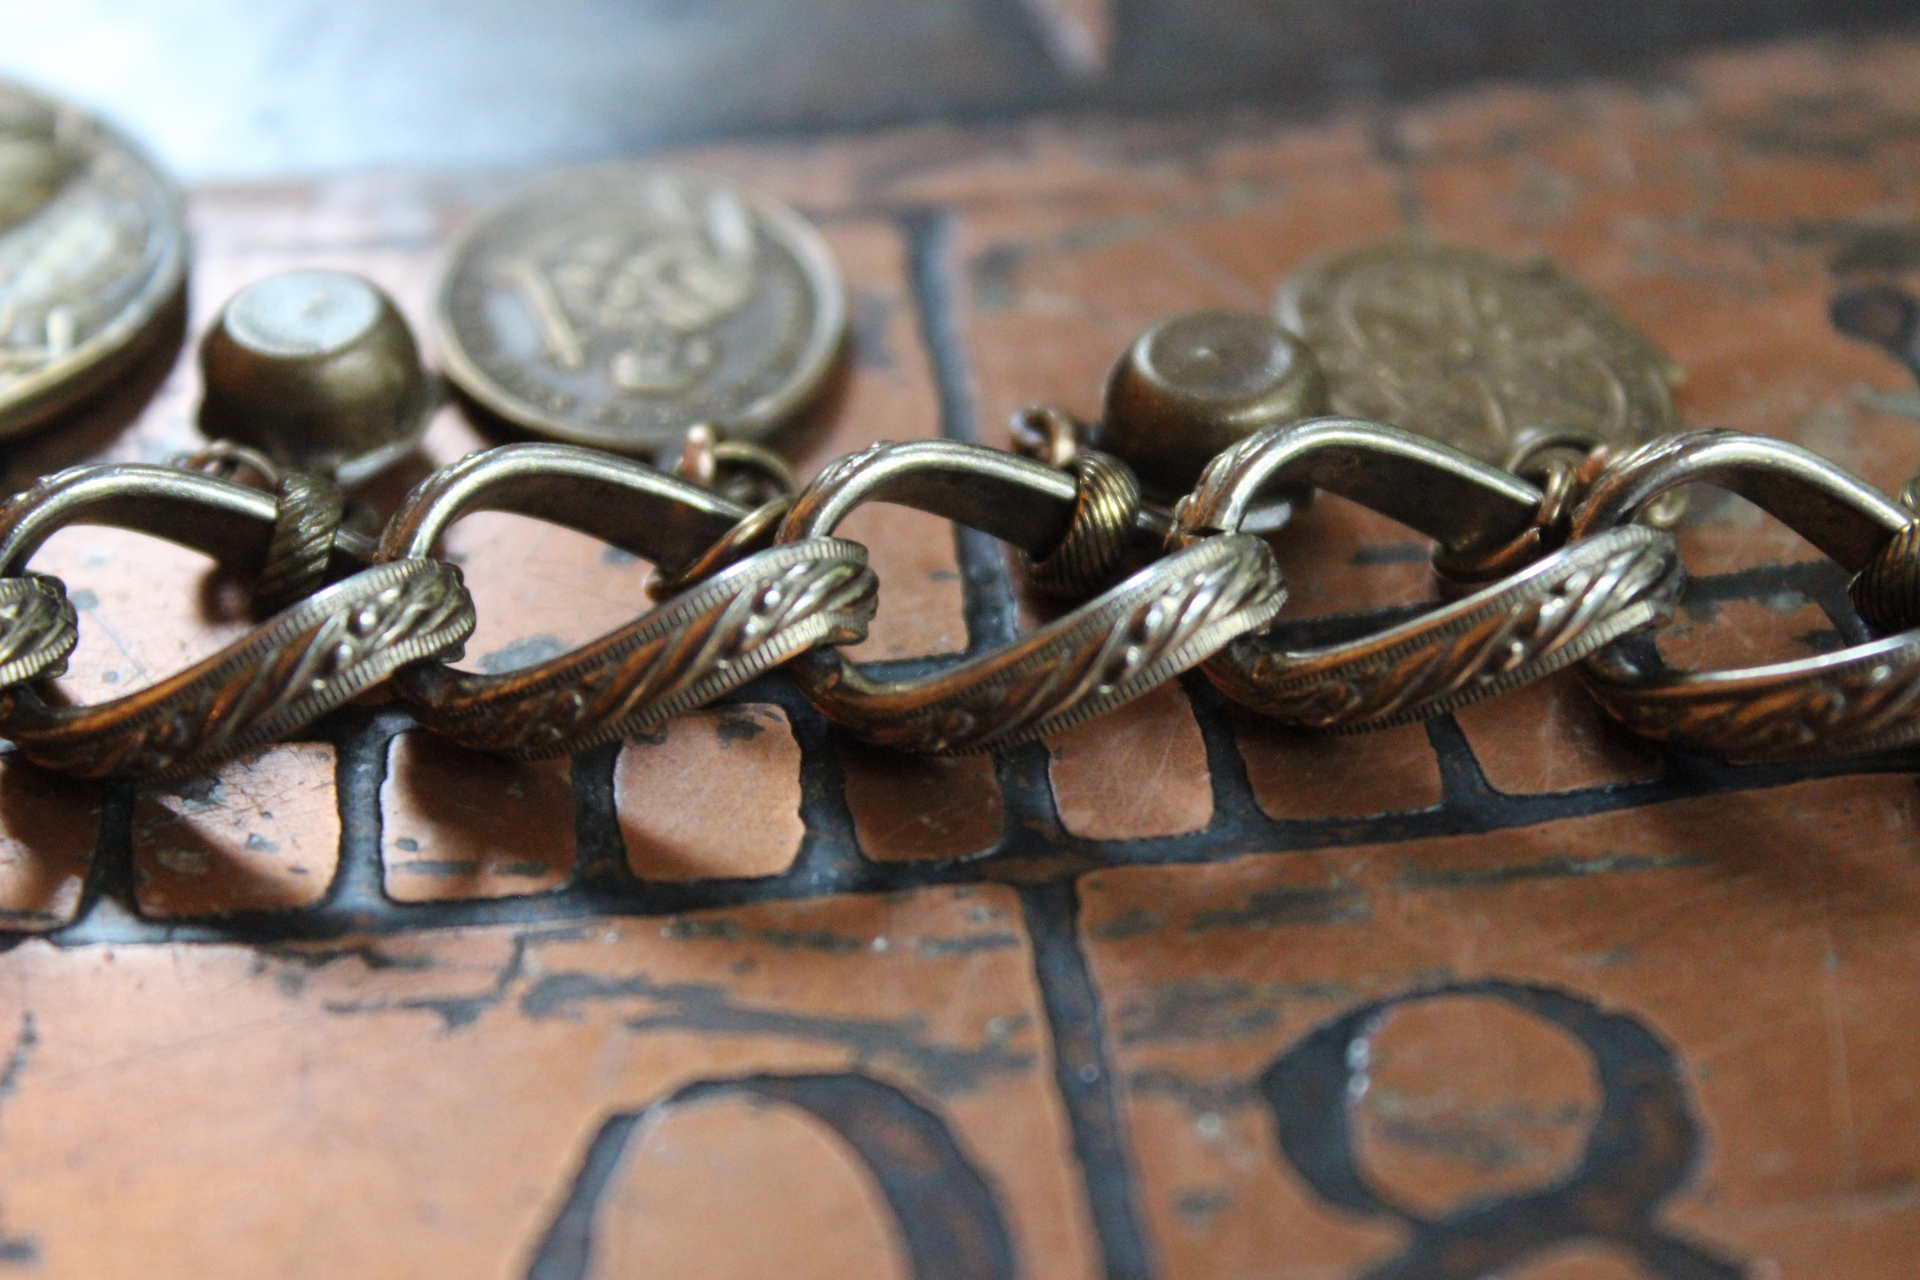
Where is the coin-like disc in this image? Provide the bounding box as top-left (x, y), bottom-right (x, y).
top-left (437, 166), bottom-right (846, 457)
top-left (0, 80), bottom-right (187, 438)
top-left (1276, 241), bottom-right (1678, 467)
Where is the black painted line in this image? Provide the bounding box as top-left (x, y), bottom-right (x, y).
top-left (996, 739), bottom-right (1063, 842)
top-left (325, 706), bottom-right (409, 913)
top-left (905, 199), bottom-right (1159, 1277)
top-left (25, 553), bottom-right (1920, 948)
top-left (30, 721), bottom-right (1919, 947)
top-left (62, 779), bottom-right (138, 936)
top-left (1019, 881), bottom-right (1158, 1280)
top-left (773, 680), bottom-right (881, 891)
top-left (565, 741), bottom-right (633, 896)
top-left (1425, 713), bottom-right (1499, 816)
top-left (1176, 671), bottom-right (1266, 836)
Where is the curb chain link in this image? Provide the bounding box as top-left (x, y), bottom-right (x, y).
top-left (0, 416), bottom-right (1911, 778)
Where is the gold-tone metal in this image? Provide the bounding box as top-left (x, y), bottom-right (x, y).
top-left (199, 270), bottom-right (435, 483)
top-left (1277, 240), bottom-right (1680, 468)
top-left (645, 497), bottom-right (792, 602)
top-left (777, 439), bottom-right (1288, 753)
top-left (0, 463), bottom-right (472, 780)
top-left (0, 79), bottom-right (187, 437)
top-left (1021, 449), bottom-right (1143, 600)
top-left (1852, 521), bottom-right (1920, 636)
top-left (1174, 417), bottom-right (1684, 730)
top-left (673, 422), bottom-right (800, 506)
top-left (0, 574), bottom-right (78, 687)
top-left (1570, 431), bottom-right (1920, 761)
top-left (1092, 309), bottom-right (1327, 497)
top-left (252, 469), bottom-right (351, 618)
top-left (1010, 404), bottom-right (1083, 471)
top-left (379, 443), bottom-right (875, 758)
top-left (174, 440), bottom-right (285, 490)
top-left (436, 166), bottom-right (846, 459)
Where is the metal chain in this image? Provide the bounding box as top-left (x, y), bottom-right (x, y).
top-left (0, 419), bottom-right (1915, 778)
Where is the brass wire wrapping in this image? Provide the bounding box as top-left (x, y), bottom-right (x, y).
top-left (1022, 450), bottom-right (1143, 600)
top-left (254, 469), bottom-right (350, 617)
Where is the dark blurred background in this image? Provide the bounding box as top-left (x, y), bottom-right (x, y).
top-left (1, 0), bottom-right (1915, 177)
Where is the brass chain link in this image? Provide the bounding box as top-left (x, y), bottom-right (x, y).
top-left (0, 417), bottom-right (1914, 778)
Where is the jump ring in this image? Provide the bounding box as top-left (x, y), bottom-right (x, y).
top-left (647, 498), bottom-right (792, 601)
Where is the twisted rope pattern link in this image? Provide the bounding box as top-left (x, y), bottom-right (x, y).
top-left (1023, 450), bottom-right (1142, 600)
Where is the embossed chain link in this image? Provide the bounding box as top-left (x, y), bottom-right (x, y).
top-left (0, 418), bottom-right (1915, 779)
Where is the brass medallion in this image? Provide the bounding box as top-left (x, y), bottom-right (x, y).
top-left (0, 79), bottom-right (187, 438)
top-left (436, 166), bottom-right (845, 457)
top-left (1276, 240), bottom-right (1679, 467)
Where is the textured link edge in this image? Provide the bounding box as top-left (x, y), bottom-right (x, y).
top-left (793, 532), bottom-right (1287, 754)
top-left (0, 574), bottom-right (79, 688)
top-left (0, 559), bottom-right (474, 781)
top-left (398, 539), bottom-right (877, 759)
top-left (1206, 524), bottom-right (1683, 731)
top-left (1581, 627), bottom-right (1920, 762)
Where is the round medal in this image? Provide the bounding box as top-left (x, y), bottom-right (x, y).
top-left (1277, 240), bottom-right (1679, 468)
top-left (0, 79), bottom-right (187, 438)
top-left (437, 166), bottom-right (845, 458)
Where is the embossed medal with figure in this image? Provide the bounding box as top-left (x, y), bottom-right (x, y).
top-left (0, 79), bottom-right (186, 438)
top-left (1278, 240), bottom-right (1681, 469)
top-left (437, 167), bottom-right (845, 457)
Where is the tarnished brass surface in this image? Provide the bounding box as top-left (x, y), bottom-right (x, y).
top-left (1277, 240), bottom-right (1680, 468)
top-left (1020, 449), bottom-right (1143, 599)
top-left (1175, 417), bottom-right (1682, 729)
top-left (0, 463), bottom-right (472, 779)
top-left (1207, 525), bottom-right (1682, 731)
top-left (198, 269), bottom-right (434, 483)
top-left (1572, 432), bottom-right (1920, 761)
top-left (1092, 309), bottom-right (1326, 497)
top-left (0, 79), bottom-right (186, 438)
top-left (779, 439), bottom-right (1286, 752)
top-left (4, 36), bottom-right (1920, 1280)
top-left (0, 573), bottom-right (77, 687)
top-left (0, 559), bottom-right (471, 781)
top-left (379, 443), bottom-right (876, 758)
top-left (436, 166), bottom-right (846, 459)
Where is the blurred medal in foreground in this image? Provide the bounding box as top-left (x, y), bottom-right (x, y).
top-left (1278, 240), bottom-right (1681, 474)
top-left (0, 78), bottom-right (186, 438)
